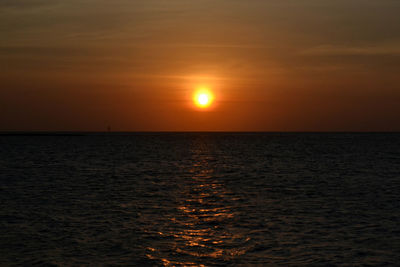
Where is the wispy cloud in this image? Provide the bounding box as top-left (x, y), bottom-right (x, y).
top-left (302, 42), bottom-right (400, 56)
top-left (0, 0), bottom-right (58, 9)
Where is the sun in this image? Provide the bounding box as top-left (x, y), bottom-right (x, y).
top-left (193, 88), bottom-right (214, 109)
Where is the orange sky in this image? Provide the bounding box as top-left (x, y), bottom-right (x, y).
top-left (1, 0), bottom-right (399, 131)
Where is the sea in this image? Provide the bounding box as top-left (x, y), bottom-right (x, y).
top-left (1, 133), bottom-right (399, 266)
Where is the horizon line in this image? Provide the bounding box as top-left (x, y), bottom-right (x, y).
top-left (1, 130), bottom-right (399, 136)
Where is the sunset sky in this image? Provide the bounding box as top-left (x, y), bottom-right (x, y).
top-left (1, 0), bottom-right (399, 131)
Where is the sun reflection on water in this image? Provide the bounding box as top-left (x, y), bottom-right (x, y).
top-left (145, 137), bottom-right (249, 266)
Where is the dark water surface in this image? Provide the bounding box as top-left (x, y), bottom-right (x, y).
top-left (1, 133), bottom-right (399, 266)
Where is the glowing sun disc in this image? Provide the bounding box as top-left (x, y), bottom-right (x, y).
top-left (193, 89), bottom-right (214, 108)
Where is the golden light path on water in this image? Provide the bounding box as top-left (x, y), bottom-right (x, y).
top-left (145, 137), bottom-right (249, 266)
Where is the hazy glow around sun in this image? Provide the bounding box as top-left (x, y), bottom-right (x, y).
top-left (193, 88), bottom-right (214, 109)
